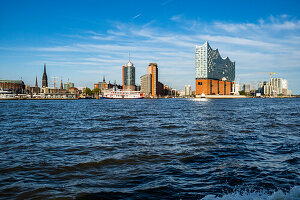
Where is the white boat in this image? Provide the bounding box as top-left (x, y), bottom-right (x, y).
top-left (201, 93), bottom-right (206, 98)
top-left (101, 88), bottom-right (143, 99)
top-left (0, 89), bottom-right (16, 99)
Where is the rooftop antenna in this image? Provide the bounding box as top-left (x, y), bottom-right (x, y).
top-left (129, 52), bottom-right (131, 62)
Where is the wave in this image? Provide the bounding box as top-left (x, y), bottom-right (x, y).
top-left (201, 186), bottom-right (300, 200)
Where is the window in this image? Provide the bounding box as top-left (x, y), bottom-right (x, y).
top-left (198, 82), bottom-right (202, 85)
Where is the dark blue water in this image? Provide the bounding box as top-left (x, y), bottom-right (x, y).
top-left (0, 98), bottom-right (299, 200)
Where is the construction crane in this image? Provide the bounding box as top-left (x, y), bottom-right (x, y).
top-left (256, 72), bottom-right (277, 96)
top-left (269, 72), bottom-right (276, 84)
top-left (257, 72), bottom-right (276, 83)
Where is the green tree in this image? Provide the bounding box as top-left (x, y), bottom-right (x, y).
top-left (239, 91), bottom-right (246, 95)
top-left (84, 87), bottom-right (93, 96)
top-left (92, 88), bottom-right (101, 98)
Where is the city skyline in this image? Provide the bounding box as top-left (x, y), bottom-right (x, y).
top-left (0, 0), bottom-right (300, 93)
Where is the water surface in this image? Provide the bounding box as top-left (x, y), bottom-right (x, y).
top-left (0, 98), bottom-right (299, 199)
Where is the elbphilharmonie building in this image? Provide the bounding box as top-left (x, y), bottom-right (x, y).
top-left (195, 42), bottom-right (235, 95)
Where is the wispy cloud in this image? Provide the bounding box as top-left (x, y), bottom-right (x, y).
top-left (2, 15), bottom-right (299, 92)
top-left (132, 13), bottom-right (141, 20)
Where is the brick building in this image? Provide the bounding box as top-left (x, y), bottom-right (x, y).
top-left (0, 80), bottom-right (25, 93)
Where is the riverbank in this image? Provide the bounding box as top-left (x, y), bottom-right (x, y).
top-left (0, 98), bottom-right (78, 100)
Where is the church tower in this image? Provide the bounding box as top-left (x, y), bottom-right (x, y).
top-left (42, 64), bottom-right (48, 88)
top-left (35, 76), bottom-right (38, 87)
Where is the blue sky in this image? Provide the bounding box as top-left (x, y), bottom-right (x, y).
top-left (1, 0), bottom-right (300, 93)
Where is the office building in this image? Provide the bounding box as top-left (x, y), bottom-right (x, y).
top-left (184, 85), bottom-right (192, 96)
top-left (140, 74), bottom-right (152, 97)
top-left (94, 76), bottom-right (108, 93)
top-left (271, 78), bottom-right (289, 95)
top-left (243, 84), bottom-right (250, 94)
top-left (122, 61), bottom-right (135, 91)
top-left (147, 63), bottom-right (158, 97)
top-left (64, 82), bottom-right (75, 91)
top-left (195, 42), bottom-right (235, 95)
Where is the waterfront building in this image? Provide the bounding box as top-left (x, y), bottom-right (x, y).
top-left (0, 79), bottom-right (25, 94)
top-left (232, 83), bottom-right (241, 95)
top-left (147, 63), bottom-right (158, 97)
top-left (140, 74), bottom-right (152, 97)
top-left (263, 82), bottom-right (274, 96)
top-left (258, 82), bottom-right (264, 94)
top-left (122, 61), bottom-right (135, 91)
top-left (136, 85), bottom-right (141, 91)
top-left (178, 90), bottom-right (185, 97)
top-left (29, 76), bottom-right (41, 94)
top-left (266, 78), bottom-right (291, 96)
top-left (195, 42), bottom-right (235, 95)
top-left (243, 84), bottom-right (250, 94)
top-left (184, 85), bottom-right (192, 96)
top-left (64, 82), bottom-right (75, 91)
top-left (140, 63), bottom-right (167, 98)
top-left (94, 76), bottom-right (108, 93)
top-left (157, 81), bottom-right (164, 96)
top-left (271, 78), bottom-right (289, 95)
top-left (42, 64), bottom-right (48, 88)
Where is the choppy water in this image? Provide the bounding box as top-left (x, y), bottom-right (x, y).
top-left (0, 98), bottom-right (299, 200)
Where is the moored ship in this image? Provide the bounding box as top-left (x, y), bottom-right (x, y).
top-left (100, 88), bottom-right (143, 99)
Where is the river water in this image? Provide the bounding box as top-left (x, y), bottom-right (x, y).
top-left (0, 98), bottom-right (299, 199)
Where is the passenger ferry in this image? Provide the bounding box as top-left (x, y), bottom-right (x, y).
top-left (100, 88), bottom-right (143, 99)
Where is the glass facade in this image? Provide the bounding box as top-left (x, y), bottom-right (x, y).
top-left (124, 61), bottom-right (135, 86)
top-left (195, 42), bottom-right (235, 82)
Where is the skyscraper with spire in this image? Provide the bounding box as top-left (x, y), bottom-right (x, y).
top-left (122, 60), bottom-right (136, 91)
top-left (42, 64), bottom-right (48, 88)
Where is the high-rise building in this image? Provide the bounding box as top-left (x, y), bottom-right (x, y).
top-left (271, 78), bottom-right (289, 94)
top-left (122, 61), bottom-right (135, 91)
top-left (140, 74), bottom-right (152, 97)
top-left (147, 63), bottom-right (158, 97)
top-left (42, 64), bottom-right (48, 88)
top-left (243, 84), bottom-right (250, 94)
top-left (263, 82), bottom-right (274, 95)
top-left (195, 42), bottom-right (235, 95)
top-left (184, 85), bottom-right (192, 96)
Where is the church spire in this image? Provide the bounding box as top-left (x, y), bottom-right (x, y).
top-left (60, 78), bottom-right (63, 90)
top-left (103, 75), bottom-right (105, 82)
top-left (42, 63), bottom-right (48, 88)
top-left (35, 76), bottom-right (38, 87)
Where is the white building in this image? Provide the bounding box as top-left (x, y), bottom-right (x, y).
top-left (232, 83), bottom-right (241, 95)
top-left (270, 78), bottom-right (291, 96)
top-left (184, 85), bottom-right (192, 96)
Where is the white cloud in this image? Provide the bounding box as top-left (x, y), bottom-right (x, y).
top-left (2, 15), bottom-right (300, 93)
